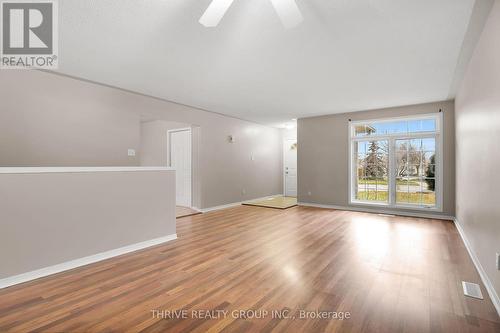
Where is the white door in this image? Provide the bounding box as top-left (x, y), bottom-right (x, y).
top-left (284, 139), bottom-right (297, 197)
top-left (169, 129), bottom-right (192, 207)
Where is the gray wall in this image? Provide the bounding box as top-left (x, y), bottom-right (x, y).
top-left (0, 169), bottom-right (176, 279)
top-left (298, 100), bottom-right (455, 217)
top-left (140, 121), bottom-right (202, 209)
top-left (140, 120), bottom-right (191, 167)
top-left (455, 0), bottom-right (500, 305)
top-left (0, 71), bottom-right (141, 166)
top-left (0, 70), bottom-right (283, 209)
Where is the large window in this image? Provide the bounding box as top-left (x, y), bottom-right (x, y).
top-left (350, 114), bottom-right (442, 210)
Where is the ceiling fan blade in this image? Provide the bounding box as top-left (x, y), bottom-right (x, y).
top-left (199, 0), bottom-right (235, 27)
top-left (270, 0), bottom-right (303, 29)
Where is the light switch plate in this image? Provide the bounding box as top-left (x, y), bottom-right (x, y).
top-left (128, 149), bottom-right (136, 157)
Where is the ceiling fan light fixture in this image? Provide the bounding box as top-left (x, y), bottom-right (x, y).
top-left (199, 0), bottom-right (236, 27)
top-left (270, 0), bottom-right (303, 29)
top-left (199, 0), bottom-right (303, 29)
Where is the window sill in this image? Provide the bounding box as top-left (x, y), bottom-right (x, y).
top-left (349, 200), bottom-right (442, 213)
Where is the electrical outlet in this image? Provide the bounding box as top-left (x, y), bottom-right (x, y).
top-left (308, 191), bottom-right (312, 196)
top-left (242, 189), bottom-right (246, 195)
top-left (127, 149), bottom-right (136, 157)
top-left (497, 253), bottom-right (500, 270)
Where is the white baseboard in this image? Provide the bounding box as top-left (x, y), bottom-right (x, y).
top-left (201, 194), bottom-right (283, 213)
top-left (453, 219), bottom-right (500, 316)
top-left (200, 202), bottom-right (241, 213)
top-left (298, 202), bottom-right (455, 221)
top-left (0, 233), bottom-right (177, 290)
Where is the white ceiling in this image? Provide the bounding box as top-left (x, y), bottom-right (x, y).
top-left (56, 0), bottom-right (482, 127)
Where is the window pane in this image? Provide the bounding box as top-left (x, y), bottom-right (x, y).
top-left (353, 117), bottom-right (437, 137)
top-left (354, 140), bottom-right (388, 203)
top-left (407, 177), bottom-right (422, 205)
top-left (421, 138), bottom-right (436, 151)
top-left (396, 177), bottom-right (409, 203)
top-left (372, 121), bottom-right (407, 135)
top-left (357, 159), bottom-right (366, 178)
top-left (423, 152), bottom-right (435, 166)
top-left (396, 139), bottom-right (409, 177)
top-left (366, 188), bottom-right (377, 201)
top-left (396, 151), bottom-right (407, 169)
top-left (376, 177), bottom-right (388, 202)
top-left (356, 177), bottom-right (367, 200)
top-left (421, 119), bottom-right (437, 132)
top-left (426, 164), bottom-right (436, 176)
top-left (351, 117), bottom-right (439, 208)
top-left (409, 138), bottom-right (421, 150)
top-left (357, 141), bottom-right (369, 154)
top-left (354, 125), bottom-right (371, 137)
top-left (357, 191), bottom-right (367, 200)
top-left (395, 139), bottom-right (408, 151)
top-left (408, 119), bottom-right (437, 132)
top-left (407, 164), bottom-right (420, 177)
top-left (397, 177), bottom-right (424, 205)
top-left (423, 178), bottom-right (436, 205)
top-left (408, 120), bottom-right (421, 133)
top-left (354, 120), bottom-right (408, 136)
top-left (393, 136), bottom-right (436, 207)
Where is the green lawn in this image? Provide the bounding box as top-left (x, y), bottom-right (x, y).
top-left (357, 191), bottom-right (436, 205)
top-left (358, 179), bottom-right (420, 186)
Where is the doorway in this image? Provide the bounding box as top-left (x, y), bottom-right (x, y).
top-left (283, 139), bottom-right (297, 197)
top-left (168, 128), bottom-right (192, 208)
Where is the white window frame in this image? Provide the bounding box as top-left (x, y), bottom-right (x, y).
top-left (348, 113), bottom-right (444, 212)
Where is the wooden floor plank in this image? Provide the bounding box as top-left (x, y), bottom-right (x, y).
top-left (0, 206), bottom-right (498, 332)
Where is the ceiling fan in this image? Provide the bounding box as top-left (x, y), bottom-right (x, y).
top-left (199, 0), bottom-right (303, 29)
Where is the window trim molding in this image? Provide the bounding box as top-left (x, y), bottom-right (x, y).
top-left (347, 112), bottom-right (444, 212)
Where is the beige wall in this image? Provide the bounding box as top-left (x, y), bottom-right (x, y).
top-left (0, 169), bottom-right (176, 280)
top-left (140, 108), bottom-right (283, 210)
top-left (0, 70), bottom-right (282, 209)
top-left (455, 0), bottom-right (500, 306)
top-left (140, 121), bottom-right (202, 208)
top-left (140, 120), bottom-right (191, 167)
top-left (298, 100), bottom-right (455, 217)
top-left (0, 72), bottom-right (141, 167)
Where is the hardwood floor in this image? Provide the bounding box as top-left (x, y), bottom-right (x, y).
top-left (0, 206), bottom-right (499, 332)
top-left (176, 206), bottom-right (201, 219)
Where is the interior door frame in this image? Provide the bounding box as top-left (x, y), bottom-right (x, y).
top-left (283, 138), bottom-right (297, 197)
top-left (167, 127), bottom-right (193, 207)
